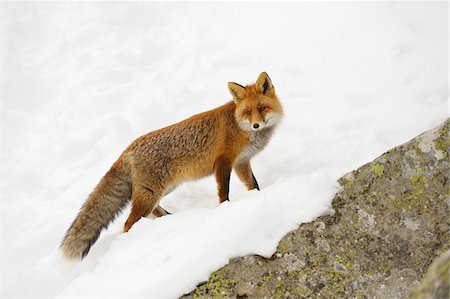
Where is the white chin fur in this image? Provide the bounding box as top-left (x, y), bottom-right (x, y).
top-left (238, 120), bottom-right (252, 131)
top-left (265, 112), bottom-right (283, 128)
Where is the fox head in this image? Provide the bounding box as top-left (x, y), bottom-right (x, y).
top-left (228, 72), bottom-right (283, 132)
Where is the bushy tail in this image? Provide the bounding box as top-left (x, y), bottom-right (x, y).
top-left (60, 163), bottom-right (131, 260)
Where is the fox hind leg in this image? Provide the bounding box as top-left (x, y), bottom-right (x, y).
top-left (152, 205), bottom-right (171, 217)
top-left (124, 186), bottom-right (161, 232)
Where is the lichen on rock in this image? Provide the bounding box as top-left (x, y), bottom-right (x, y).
top-left (182, 119), bottom-right (449, 299)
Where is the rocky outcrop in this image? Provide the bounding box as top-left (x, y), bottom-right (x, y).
top-left (182, 119), bottom-right (449, 299)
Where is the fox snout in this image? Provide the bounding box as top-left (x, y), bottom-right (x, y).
top-left (250, 112), bottom-right (266, 131)
top-left (251, 121), bottom-right (265, 131)
top-left (238, 111), bottom-right (282, 132)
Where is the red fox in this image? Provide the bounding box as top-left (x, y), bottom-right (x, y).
top-left (60, 72), bottom-right (283, 260)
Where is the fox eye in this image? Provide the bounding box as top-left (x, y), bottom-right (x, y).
top-left (259, 106), bottom-right (266, 112)
top-left (244, 110), bottom-right (251, 116)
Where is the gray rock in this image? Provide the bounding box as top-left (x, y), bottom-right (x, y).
top-left (408, 249), bottom-right (450, 299)
top-left (182, 119), bottom-right (449, 299)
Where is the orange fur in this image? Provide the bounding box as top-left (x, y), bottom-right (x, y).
top-left (60, 72), bottom-right (283, 260)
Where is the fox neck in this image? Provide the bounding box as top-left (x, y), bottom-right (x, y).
top-left (236, 126), bottom-right (276, 164)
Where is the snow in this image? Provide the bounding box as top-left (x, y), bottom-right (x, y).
top-left (2, 2), bottom-right (447, 298)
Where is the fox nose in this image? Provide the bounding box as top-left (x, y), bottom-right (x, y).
top-left (253, 123), bottom-right (260, 129)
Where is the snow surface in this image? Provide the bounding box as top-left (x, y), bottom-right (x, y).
top-left (2, 2), bottom-right (447, 298)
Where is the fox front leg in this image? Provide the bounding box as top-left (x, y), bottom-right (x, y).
top-left (214, 156), bottom-right (232, 203)
top-left (234, 160), bottom-right (260, 191)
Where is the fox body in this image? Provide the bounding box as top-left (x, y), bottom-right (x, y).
top-left (61, 72), bottom-right (283, 260)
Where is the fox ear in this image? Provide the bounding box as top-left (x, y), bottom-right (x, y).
top-left (256, 72), bottom-right (273, 94)
top-left (228, 82), bottom-right (246, 102)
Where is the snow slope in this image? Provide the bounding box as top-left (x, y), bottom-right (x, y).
top-left (2, 2), bottom-right (447, 298)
